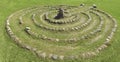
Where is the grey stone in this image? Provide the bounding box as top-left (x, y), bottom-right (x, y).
top-left (25, 27), bottom-right (31, 30)
top-left (51, 55), bottom-right (58, 60)
top-left (80, 4), bottom-right (85, 7)
top-left (40, 52), bottom-right (46, 58)
top-left (32, 48), bottom-right (37, 51)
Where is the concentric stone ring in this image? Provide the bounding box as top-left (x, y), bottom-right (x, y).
top-left (5, 5), bottom-right (117, 60)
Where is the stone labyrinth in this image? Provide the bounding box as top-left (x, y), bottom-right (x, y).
top-left (6, 4), bottom-right (117, 60)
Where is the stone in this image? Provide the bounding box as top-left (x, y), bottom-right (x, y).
top-left (51, 55), bottom-right (58, 60)
top-left (75, 27), bottom-right (78, 30)
top-left (93, 4), bottom-right (97, 8)
top-left (82, 52), bottom-right (93, 58)
top-left (89, 7), bottom-right (94, 9)
top-left (56, 39), bottom-right (59, 42)
top-left (112, 28), bottom-right (116, 32)
top-left (14, 37), bottom-right (19, 42)
top-left (97, 29), bottom-right (101, 32)
top-left (108, 36), bottom-right (112, 39)
top-left (104, 41), bottom-right (111, 46)
top-left (36, 51), bottom-right (42, 54)
top-left (69, 55), bottom-right (75, 59)
top-left (91, 52), bottom-right (96, 56)
top-left (115, 24), bottom-right (117, 28)
top-left (72, 28), bottom-right (75, 30)
top-left (96, 49), bottom-right (100, 53)
top-left (19, 17), bottom-right (23, 24)
top-left (25, 27), bottom-right (31, 31)
top-left (59, 55), bottom-right (64, 60)
top-left (49, 54), bottom-right (53, 58)
top-left (97, 47), bottom-right (102, 51)
top-left (25, 45), bottom-right (31, 50)
top-left (40, 52), bottom-right (46, 58)
top-left (101, 44), bottom-right (108, 49)
top-left (44, 14), bottom-right (48, 20)
top-left (6, 20), bottom-right (10, 25)
top-left (43, 36), bottom-right (47, 39)
top-left (106, 38), bottom-right (110, 41)
top-left (82, 53), bottom-right (86, 58)
top-left (32, 48), bottom-right (37, 51)
top-left (62, 28), bottom-right (65, 30)
top-left (97, 44), bottom-right (108, 52)
top-left (80, 4), bottom-right (85, 7)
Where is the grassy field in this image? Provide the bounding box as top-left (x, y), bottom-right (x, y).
top-left (0, 0), bottom-right (120, 62)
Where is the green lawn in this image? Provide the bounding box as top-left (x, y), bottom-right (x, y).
top-left (0, 0), bottom-right (120, 62)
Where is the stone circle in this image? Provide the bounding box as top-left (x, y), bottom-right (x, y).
top-left (6, 4), bottom-right (117, 60)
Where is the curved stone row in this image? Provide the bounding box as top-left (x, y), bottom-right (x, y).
top-left (91, 8), bottom-right (117, 34)
top-left (18, 7), bottom-right (40, 25)
top-left (77, 9), bottom-right (117, 59)
top-left (43, 11), bottom-right (81, 24)
top-left (80, 11), bottom-right (104, 40)
top-left (5, 10), bottom-right (37, 55)
top-left (91, 8), bottom-right (117, 45)
top-left (32, 12), bottom-right (92, 32)
top-left (37, 10), bottom-right (89, 26)
top-left (91, 8), bottom-right (117, 56)
top-left (6, 23), bottom-right (63, 60)
top-left (25, 11), bottom-right (103, 43)
top-left (70, 8), bottom-right (117, 59)
top-left (5, 9), bottom-right (66, 60)
top-left (40, 11), bottom-right (90, 29)
top-left (5, 21), bottom-right (108, 60)
top-left (6, 20), bottom-right (69, 60)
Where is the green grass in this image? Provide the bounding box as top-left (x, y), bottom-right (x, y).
top-left (0, 0), bottom-right (120, 62)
